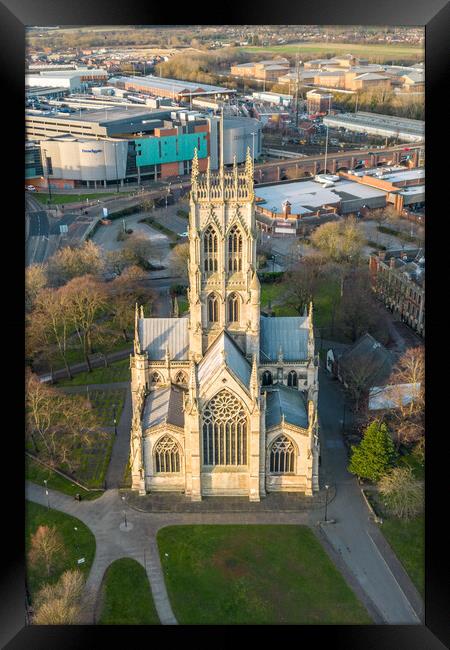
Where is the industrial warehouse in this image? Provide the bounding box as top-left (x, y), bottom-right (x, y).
top-left (323, 111), bottom-right (424, 143)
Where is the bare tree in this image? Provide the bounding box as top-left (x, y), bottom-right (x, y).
top-left (108, 266), bottom-right (155, 341)
top-left (123, 232), bottom-right (157, 269)
top-left (26, 264), bottom-right (47, 312)
top-left (336, 267), bottom-right (389, 344)
top-left (386, 346), bottom-right (425, 448)
top-left (378, 466), bottom-right (424, 520)
top-left (28, 525), bottom-right (66, 577)
top-left (311, 217), bottom-right (366, 263)
top-left (32, 288), bottom-right (74, 379)
top-left (47, 241), bottom-right (104, 287)
top-left (169, 242), bottom-right (190, 281)
top-left (61, 275), bottom-right (108, 371)
top-left (340, 352), bottom-right (385, 412)
top-left (26, 371), bottom-right (101, 469)
top-left (283, 254), bottom-right (328, 315)
top-left (33, 570), bottom-right (87, 625)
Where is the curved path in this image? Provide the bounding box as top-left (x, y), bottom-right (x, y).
top-left (25, 370), bottom-right (424, 627)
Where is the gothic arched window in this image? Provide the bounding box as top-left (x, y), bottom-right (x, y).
top-left (154, 436), bottom-right (181, 473)
top-left (202, 390), bottom-right (248, 466)
top-left (207, 294), bottom-right (219, 323)
top-left (262, 370), bottom-right (273, 386)
top-left (174, 371), bottom-right (187, 385)
top-left (203, 225), bottom-right (218, 273)
top-left (270, 435), bottom-right (295, 473)
top-left (228, 293), bottom-right (239, 323)
top-left (227, 225), bottom-right (242, 272)
top-left (151, 371), bottom-right (162, 384)
top-left (287, 370), bottom-right (298, 388)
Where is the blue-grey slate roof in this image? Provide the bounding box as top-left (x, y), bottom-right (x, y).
top-left (338, 333), bottom-right (394, 387)
top-left (265, 385), bottom-right (309, 430)
top-left (260, 316), bottom-right (309, 362)
top-left (142, 385), bottom-right (185, 430)
top-left (139, 317), bottom-right (189, 361)
top-left (197, 331), bottom-right (251, 389)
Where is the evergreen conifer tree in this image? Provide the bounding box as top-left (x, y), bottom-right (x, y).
top-left (348, 420), bottom-right (397, 482)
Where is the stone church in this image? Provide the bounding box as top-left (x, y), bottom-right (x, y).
top-left (129, 148), bottom-right (320, 500)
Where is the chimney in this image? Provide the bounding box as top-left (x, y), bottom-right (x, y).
top-left (282, 200), bottom-right (291, 218)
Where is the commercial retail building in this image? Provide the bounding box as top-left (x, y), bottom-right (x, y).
top-left (25, 106), bottom-right (261, 187)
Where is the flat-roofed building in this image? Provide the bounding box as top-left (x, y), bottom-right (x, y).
top-left (306, 89), bottom-right (333, 114)
top-left (231, 58), bottom-right (290, 81)
top-left (323, 111), bottom-right (424, 143)
top-left (109, 75), bottom-right (233, 101)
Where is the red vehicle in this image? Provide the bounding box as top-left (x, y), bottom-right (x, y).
top-left (403, 147), bottom-right (411, 151)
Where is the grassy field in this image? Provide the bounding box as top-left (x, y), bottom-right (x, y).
top-left (157, 525), bottom-right (371, 624)
top-left (26, 501), bottom-right (96, 602)
top-left (26, 456), bottom-right (103, 500)
top-left (45, 337), bottom-right (132, 370)
top-left (238, 42), bottom-right (423, 62)
top-left (98, 558), bottom-right (160, 625)
top-left (35, 192), bottom-right (131, 205)
top-left (260, 276), bottom-right (341, 330)
top-left (373, 450), bottom-right (424, 597)
top-left (56, 358), bottom-right (130, 387)
top-left (381, 515), bottom-right (424, 598)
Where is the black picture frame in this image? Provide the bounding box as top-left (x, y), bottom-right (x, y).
top-left (1, 1), bottom-right (448, 647)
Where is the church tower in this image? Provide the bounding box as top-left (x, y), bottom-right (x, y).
top-left (187, 146), bottom-right (261, 361)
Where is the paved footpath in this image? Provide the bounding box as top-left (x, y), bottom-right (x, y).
top-left (317, 369), bottom-right (423, 624)
top-left (25, 369), bottom-right (424, 627)
top-left (26, 481), bottom-right (311, 626)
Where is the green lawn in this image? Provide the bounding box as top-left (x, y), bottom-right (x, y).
top-left (98, 558), bottom-right (160, 625)
top-left (260, 276), bottom-right (341, 328)
top-left (381, 515), bottom-right (424, 598)
top-left (26, 501), bottom-right (96, 602)
top-left (157, 525), bottom-right (371, 624)
top-left (56, 358), bottom-right (130, 387)
top-left (26, 456), bottom-right (103, 500)
top-left (35, 192), bottom-right (131, 205)
top-left (88, 387), bottom-right (126, 426)
top-left (313, 277), bottom-right (341, 332)
top-left (45, 338), bottom-right (132, 371)
top-left (238, 42), bottom-right (423, 62)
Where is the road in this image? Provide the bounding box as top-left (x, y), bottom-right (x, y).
top-left (25, 196), bottom-right (50, 265)
top-left (317, 368), bottom-right (423, 624)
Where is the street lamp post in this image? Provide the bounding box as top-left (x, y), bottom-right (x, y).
top-left (113, 403), bottom-right (117, 437)
top-left (123, 510), bottom-right (128, 528)
top-left (43, 479), bottom-right (50, 510)
top-left (342, 402), bottom-right (346, 434)
top-left (324, 484), bottom-right (330, 522)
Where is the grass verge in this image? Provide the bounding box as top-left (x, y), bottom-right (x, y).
top-left (56, 358), bottom-right (130, 386)
top-left (157, 525), bottom-right (371, 624)
top-left (26, 500), bottom-right (96, 602)
top-left (35, 192), bottom-right (131, 205)
top-left (26, 456), bottom-right (103, 500)
top-left (98, 558), bottom-right (160, 625)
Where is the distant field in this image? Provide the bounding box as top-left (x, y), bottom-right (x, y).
top-left (238, 42), bottom-right (423, 62)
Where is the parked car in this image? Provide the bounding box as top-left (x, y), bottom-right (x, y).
top-left (26, 185), bottom-right (36, 192)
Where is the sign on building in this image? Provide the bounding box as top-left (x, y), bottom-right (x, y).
top-left (59, 224), bottom-right (68, 234)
